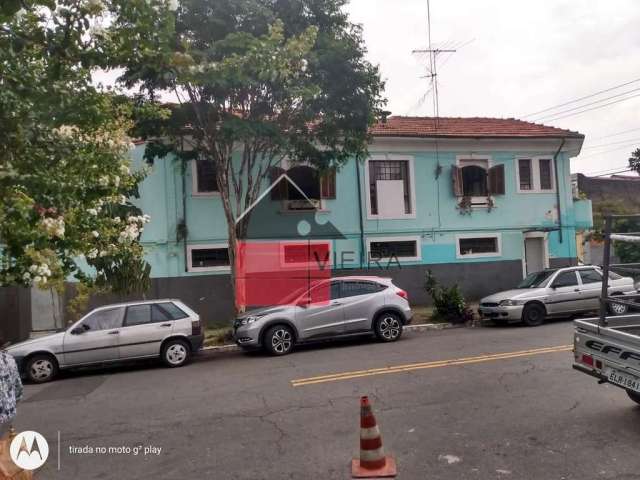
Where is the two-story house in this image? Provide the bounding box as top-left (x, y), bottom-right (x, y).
top-left (126, 116), bottom-right (592, 322)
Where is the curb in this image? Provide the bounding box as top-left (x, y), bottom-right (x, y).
top-left (202, 344), bottom-right (241, 353)
top-left (201, 321), bottom-right (469, 352)
top-left (404, 322), bottom-right (467, 331)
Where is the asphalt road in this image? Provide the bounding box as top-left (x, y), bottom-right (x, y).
top-left (13, 320), bottom-right (640, 480)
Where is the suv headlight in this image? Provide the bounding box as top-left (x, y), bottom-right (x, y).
top-left (499, 299), bottom-right (521, 306)
top-left (239, 315), bottom-right (263, 326)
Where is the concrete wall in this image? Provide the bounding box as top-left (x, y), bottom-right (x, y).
top-left (576, 173), bottom-right (640, 211)
top-left (59, 258), bottom-right (551, 328)
top-left (0, 287), bottom-right (31, 344)
top-left (63, 275), bottom-right (236, 328)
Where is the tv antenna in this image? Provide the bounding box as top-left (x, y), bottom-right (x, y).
top-left (412, 0), bottom-right (456, 126)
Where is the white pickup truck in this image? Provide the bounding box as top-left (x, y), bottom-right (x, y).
top-left (573, 214), bottom-right (640, 405)
top-left (574, 315), bottom-right (640, 405)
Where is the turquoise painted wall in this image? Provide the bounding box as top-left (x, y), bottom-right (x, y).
top-left (129, 144), bottom-right (591, 278)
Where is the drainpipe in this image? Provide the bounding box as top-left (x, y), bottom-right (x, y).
top-left (553, 138), bottom-right (566, 243)
top-left (355, 159), bottom-right (366, 269)
top-left (180, 137), bottom-right (188, 272)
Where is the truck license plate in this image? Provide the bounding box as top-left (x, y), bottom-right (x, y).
top-left (606, 368), bottom-right (640, 393)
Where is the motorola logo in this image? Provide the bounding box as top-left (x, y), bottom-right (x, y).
top-left (9, 431), bottom-right (49, 470)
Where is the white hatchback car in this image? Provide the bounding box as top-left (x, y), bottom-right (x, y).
top-left (479, 266), bottom-right (637, 326)
top-left (7, 299), bottom-right (204, 383)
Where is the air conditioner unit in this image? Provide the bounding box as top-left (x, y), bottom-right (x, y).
top-left (286, 199), bottom-right (321, 210)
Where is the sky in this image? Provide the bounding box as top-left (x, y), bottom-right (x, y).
top-left (346, 0), bottom-right (640, 176)
top-left (95, 0), bottom-right (640, 176)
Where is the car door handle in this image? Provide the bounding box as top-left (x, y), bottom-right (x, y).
top-left (331, 301), bottom-right (342, 306)
top-left (574, 289), bottom-right (581, 292)
top-left (160, 323), bottom-right (172, 327)
top-left (108, 330), bottom-right (120, 335)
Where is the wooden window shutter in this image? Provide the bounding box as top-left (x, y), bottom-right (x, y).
top-left (320, 168), bottom-right (336, 199)
top-left (269, 167), bottom-right (288, 200)
top-left (488, 164), bottom-right (505, 195)
top-left (451, 165), bottom-right (464, 196)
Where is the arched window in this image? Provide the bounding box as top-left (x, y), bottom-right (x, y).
top-left (461, 165), bottom-right (488, 197)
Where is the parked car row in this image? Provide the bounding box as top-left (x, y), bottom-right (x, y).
top-left (6, 267), bottom-right (638, 383)
top-left (6, 276), bottom-right (412, 383)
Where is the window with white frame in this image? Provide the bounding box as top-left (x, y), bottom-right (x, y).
top-left (192, 159), bottom-right (218, 195)
top-left (516, 157), bottom-right (555, 193)
top-left (187, 244), bottom-right (229, 272)
top-left (367, 236), bottom-right (421, 262)
top-left (366, 157), bottom-right (415, 218)
top-left (456, 234), bottom-right (501, 258)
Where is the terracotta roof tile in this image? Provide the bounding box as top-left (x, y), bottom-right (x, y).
top-left (370, 116), bottom-right (583, 139)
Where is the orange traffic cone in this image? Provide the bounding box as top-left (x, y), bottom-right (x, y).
top-left (351, 396), bottom-right (397, 478)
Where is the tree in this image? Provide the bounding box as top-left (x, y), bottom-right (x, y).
top-left (0, 1), bottom-right (159, 294)
top-left (591, 200), bottom-right (640, 265)
top-left (108, 0), bottom-right (386, 309)
top-left (630, 148), bottom-right (640, 175)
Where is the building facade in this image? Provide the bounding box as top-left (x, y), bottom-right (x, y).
top-left (124, 117), bottom-right (592, 323)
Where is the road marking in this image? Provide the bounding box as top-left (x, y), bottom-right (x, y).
top-left (290, 344), bottom-right (573, 387)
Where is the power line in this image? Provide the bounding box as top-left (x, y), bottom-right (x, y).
top-left (578, 142), bottom-right (639, 159)
top-left (589, 168), bottom-right (634, 178)
top-left (523, 76), bottom-right (640, 118)
top-left (542, 92), bottom-right (640, 123)
top-left (531, 87), bottom-right (640, 122)
top-left (582, 137), bottom-right (640, 150)
top-left (582, 164), bottom-right (633, 176)
top-left (590, 127), bottom-right (640, 142)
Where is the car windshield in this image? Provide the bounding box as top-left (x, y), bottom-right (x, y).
top-left (517, 270), bottom-right (556, 288)
top-left (277, 281), bottom-right (329, 305)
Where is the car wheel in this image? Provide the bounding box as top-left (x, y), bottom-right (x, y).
top-left (608, 300), bottom-right (629, 316)
top-left (161, 339), bottom-right (191, 368)
top-left (375, 313), bottom-right (403, 342)
top-left (264, 325), bottom-right (295, 356)
top-left (522, 303), bottom-right (546, 327)
top-left (26, 354), bottom-right (58, 383)
top-left (627, 390), bottom-right (640, 405)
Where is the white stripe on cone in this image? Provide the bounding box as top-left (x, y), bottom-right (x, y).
top-left (360, 426), bottom-right (381, 440)
top-left (360, 447), bottom-right (385, 462)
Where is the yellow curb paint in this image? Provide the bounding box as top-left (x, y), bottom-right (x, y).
top-left (291, 344), bottom-right (572, 387)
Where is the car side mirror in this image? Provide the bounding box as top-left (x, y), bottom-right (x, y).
top-left (296, 297), bottom-right (311, 308)
top-left (70, 326), bottom-right (85, 335)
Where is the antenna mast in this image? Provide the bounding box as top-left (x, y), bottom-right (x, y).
top-left (412, 0), bottom-right (456, 126)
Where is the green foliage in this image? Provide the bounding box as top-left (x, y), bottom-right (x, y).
top-left (614, 217), bottom-right (640, 264)
top-left (0, 1), bottom-right (160, 294)
top-left (591, 199), bottom-right (630, 239)
top-left (629, 148), bottom-right (640, 175)
top-left (105, 0), bottom-right (386, 306)
top-left (424, 270), bottom-right (473, 324)
top-left (589, 199), bottom-right (640, 264)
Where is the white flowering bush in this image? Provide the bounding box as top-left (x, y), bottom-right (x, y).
top-left (0, 1), bottom-right (163, 294)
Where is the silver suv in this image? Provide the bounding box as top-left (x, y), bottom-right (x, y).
top-left (233, 276), bottom-right (412, 355)
top-left (6, 299), bottom-right (204, 383)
